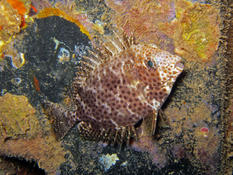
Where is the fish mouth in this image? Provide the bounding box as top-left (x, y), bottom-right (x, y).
top-left (175, 61), bottom-right (184, 71)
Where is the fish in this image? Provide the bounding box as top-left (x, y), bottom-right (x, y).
top-left (43, 32), bottom-right (183, 145)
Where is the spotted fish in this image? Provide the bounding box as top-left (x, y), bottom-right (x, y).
top-left (43, 32), bottom-right (183, 145)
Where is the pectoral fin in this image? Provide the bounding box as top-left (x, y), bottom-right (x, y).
top-left (137, 111), bottom-right (158, 138)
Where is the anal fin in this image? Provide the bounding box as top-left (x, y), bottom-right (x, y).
top-left (77, 122), bottom-right (137, 147)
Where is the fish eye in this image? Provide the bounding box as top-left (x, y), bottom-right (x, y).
top-left (147, 60), bottom-right (154, 68)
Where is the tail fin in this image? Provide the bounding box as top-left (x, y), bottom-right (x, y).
top-left (42, 100), bottom-right (78, 140)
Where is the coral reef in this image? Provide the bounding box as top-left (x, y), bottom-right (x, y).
top-left (0, 0), bottom-right (32, 52)
top-left (0, 12), bottom-right (91, 174)
top-left (36, 7), bottom-right (91, 39)
top-left (0, 93), bottom-right (41, 140)
top-left (131, 136), bottom-right (167, 168)
top-left (0, 0), bottom-right (22, 59)
top-left (0, 156), bottom-right (44, 175)
top-left (0, 0), bottom-right (21, 43)
top-left (164, 103), bottom-right (222, 173)
top-left (0, 15), bottom-right (91, 104)
top-left (105, 0), bottom-right (175, 51)
top-left (106, 0), bottom-right (220, 63)
top-left (34, 0), bottom-right (106, 39)
top-left (225, 10), bottom-right (233, 174)
top-left (0, 93), bottom-right (66, 174)
top-left (0, 0), bottom-right (35, 72)
top-left (160, 1), bottom-right (220, 62)
top-left (0, 0), bottom-right (231, 174)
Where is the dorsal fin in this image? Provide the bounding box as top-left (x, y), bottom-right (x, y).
top-left (72, 30), bottom-right (133, 89)
top-left (101, 30), bottom-right (135, 56)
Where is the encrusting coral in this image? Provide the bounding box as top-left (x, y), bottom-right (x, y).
top-left (0, 93), bottom-right (66, 174)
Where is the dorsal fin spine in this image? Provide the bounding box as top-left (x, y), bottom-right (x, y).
top-left (79, 59), bottom-right (95, 70)
top-left (113, 30), bottom-right (127, 49)
top-left (82, 55), bottom-right (100, 66)
top-left (108, 38), bottom-right (123, 53)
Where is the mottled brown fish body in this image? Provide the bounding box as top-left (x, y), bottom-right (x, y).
top-left (73, 36), bottom-right (183, 143)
